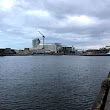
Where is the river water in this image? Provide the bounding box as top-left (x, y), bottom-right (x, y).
top-left (0, 56), bottom-right (110, 110)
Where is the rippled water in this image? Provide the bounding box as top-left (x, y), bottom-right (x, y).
top-left (0, 56), bottom-right (110, 110)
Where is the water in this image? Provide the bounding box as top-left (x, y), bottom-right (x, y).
top-left (0, 56), bottom-right (110, 110)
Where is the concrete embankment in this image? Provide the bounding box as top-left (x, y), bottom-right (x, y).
top-left (91, 72), bottom-right (110, 110)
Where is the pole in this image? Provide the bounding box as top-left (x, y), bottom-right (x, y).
top-left (38, 31), bottom-right (45, 54)
top-left (43, 36), bottom-right (45, 54)
top-left (43, 36), bottom-right (44, 49)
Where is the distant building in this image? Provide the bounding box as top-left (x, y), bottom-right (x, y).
top-left (32, 38), bottom-right (40, 48)
top-left (0, 48), bottom-right (5, 54)
top-left (82, 49), bottom-right (108, 56)
top-left (62, 46), bottom-right (76, 54)
top-left (105, 46), bottom-right (110, 50)
top-left (24, 48), bottom-right (30, 54)
top-left (15, 49), bottom-right (24, 55)
top-left (30, 43), bottom-right (62, 54)
top-left (0, 48), bottom-right (16, 55)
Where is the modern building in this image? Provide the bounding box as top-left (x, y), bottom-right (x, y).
top-left (44, 43), bottom-right (62, 53)
top-left (30, 43), bottom-right (62, 54)
top-left (32, 38), bottom-right (40, 48)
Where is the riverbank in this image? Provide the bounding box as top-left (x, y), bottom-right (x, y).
top-left (91, 72), bottom-right (110, 110)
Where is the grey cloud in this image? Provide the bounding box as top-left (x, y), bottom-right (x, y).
top-left (0, 0), bottom-right (110, 49)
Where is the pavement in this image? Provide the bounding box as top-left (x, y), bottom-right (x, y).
top-left (105, 90), bottom-right (110, 110)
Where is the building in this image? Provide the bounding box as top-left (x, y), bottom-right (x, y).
top-left (0, 48), bottom-right (5, 55)
top-left (82, 49), bottom-right (109, 56)
top-left (105, 46), bottom-right (110, 50)
top-left (32, 38), bottom-right (40, 48)
top-left (15, 49), bottom-right (24, 55)
top-left (0, 48), bottom-right (16, 55)
top-left (24, 48), bottom-right (30, 54)
top-left (62, 46), bottom-right (76, 54)
top-left (30, 43), bottom-right (62, 54)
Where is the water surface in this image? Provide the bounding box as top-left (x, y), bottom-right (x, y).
top-left (0, 56), bottom-right (110, 110)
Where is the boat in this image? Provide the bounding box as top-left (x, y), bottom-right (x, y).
top-left (106, 51), bottom-right (110, 56)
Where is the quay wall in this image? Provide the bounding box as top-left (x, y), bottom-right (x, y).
top-left (91, 72), bottom-right (110, 110)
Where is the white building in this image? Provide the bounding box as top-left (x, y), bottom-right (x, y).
top-left (30, 43), bottom-right (62, 54)
top-left (105, 46), bottom-right (110, 50)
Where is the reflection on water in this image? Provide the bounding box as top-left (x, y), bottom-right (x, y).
top-left (0, 56), bottom-right (110, 110)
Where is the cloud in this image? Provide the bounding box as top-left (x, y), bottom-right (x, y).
top-left (0, 0), bottom-right (110, 49)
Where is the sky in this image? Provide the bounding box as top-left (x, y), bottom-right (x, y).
top-left (0, 0), bottom-right (110, 49)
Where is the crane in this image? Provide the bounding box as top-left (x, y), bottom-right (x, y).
top-left (38, 31), bottom-right (45, 49)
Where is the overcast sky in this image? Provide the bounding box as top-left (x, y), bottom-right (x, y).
top-left (0, 0), bottom-right (110, 49)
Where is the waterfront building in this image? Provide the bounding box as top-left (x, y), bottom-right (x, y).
top-left (42, 43), bottom-right (62, 53)
top-left (0, 48), bottom-right (16, 55)
top-left (32, 38), bottom-right (40, 48)
top-left (24, 48), bottom-right (30, 54)
top-left (62, 46), bottom-right (76, 54)
top-left (16, 50), bottom-right (24, 55)
top-left (105, 46), bottom-right (110, 50)
top-left (30, 43), bottom-right (62, 54)
top-left (0, 48), bottom-right (5, 54)
top-left (82, 49), bottom-right (109, 56)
